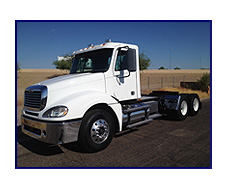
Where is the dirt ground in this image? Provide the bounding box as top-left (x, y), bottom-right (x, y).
top-left (17, 98), bottom-right (211, 168)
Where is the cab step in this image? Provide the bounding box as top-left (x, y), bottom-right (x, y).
top-left (126, 113), bottom-right (162, 128)
top-left (126, 118), bottom-right (153, 128)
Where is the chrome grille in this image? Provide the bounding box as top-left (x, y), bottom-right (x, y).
top-left (24, 85), bottom-right (47, 111)
top-left (24, 91), bottom-right (42, 109)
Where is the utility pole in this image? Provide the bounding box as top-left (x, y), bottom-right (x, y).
top-left (169, 48), bottom-right (172, 70)
top-left (200, 57), bottom-right (202, 69)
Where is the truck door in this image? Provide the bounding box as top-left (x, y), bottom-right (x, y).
top-left (113, 47), bottom-right (138, 101)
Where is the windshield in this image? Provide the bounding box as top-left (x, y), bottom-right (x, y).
top-left (70, 48), bottom-right (113, 74)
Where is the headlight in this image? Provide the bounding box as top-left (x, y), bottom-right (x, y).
top-left (43, 106), bottom-right (68, 118)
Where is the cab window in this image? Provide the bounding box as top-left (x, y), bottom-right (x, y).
top-left (115, 50), bottom-right (127, 71)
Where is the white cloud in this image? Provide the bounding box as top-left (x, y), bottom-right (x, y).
top-left (48, 29), bottom-right (55, 33)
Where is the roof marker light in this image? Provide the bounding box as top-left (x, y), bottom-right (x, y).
top-left (105, 39), bottom-right (111, 43)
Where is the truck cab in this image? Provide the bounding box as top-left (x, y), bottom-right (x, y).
top-left (70, 41), bottom-right (141, 101)
top-left (21, 40), bottom-right (201, 152)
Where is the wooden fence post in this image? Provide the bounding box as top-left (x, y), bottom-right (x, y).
top-left (148, 77), bottom-right (150, 89)
top-left (173, 76), bottom-right (175, 87)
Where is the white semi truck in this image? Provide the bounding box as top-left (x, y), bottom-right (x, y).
top-left (21, 40), bottom-right (201, 152)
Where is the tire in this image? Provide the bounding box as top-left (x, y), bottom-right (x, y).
top-left (188, 95), bottom-right (200, 116)
top-left (78, 109), bottom-right (115, 152)
top-left (174, 98), bottom-right (188, 121)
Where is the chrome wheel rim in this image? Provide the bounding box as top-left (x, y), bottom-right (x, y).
top-left (90, 119), bottom-right (109, 144)
top-left (180, 100), bottom-right (188, 116)
top-left (193, 98), bottom-right (199, 112)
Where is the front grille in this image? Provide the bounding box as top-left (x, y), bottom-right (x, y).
top-left (24, 91), bottom-right (42, 109)
top-left (24, 85), bottom-right (47, 111)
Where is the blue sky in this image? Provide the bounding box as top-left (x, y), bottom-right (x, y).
top-left (17, 21), bottom-right (211, 69)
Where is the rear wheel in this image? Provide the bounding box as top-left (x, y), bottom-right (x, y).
top-left (188, 95), bottom-right (200, 116)
top-left (174, 98), bottom-right (188, 121)
top-left (78, 109), bottom-right (115, 152)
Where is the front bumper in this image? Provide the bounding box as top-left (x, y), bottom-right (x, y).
top-left (21, 115), bottom-right (82, 144)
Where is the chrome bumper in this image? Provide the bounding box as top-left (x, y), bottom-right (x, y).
top-left (21, 115), bottom-right (82, 144)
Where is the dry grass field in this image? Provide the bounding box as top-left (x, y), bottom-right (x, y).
top-left (140, 69), bottom-right (210, 90)
top-left (17, 69), bottom-right (210, 125)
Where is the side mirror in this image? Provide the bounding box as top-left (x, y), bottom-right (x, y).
top-left (123, 48), bottom-right (137, 72)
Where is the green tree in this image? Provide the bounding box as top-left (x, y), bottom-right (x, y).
top-left (53, 53), bottom-right (73, 71)
top-left (158, 66), bottom-right (166, 70)
top-left (174, 66), bottom-right (180, 70)
top-left (17, 62), bottom-right (21, 72)
top-left (17, 62), bottom-right (21, 78)
top-left (197, 73), bottom-right (210, 92)
top-left (139, 52), bottom-right (151, 70)
top-left (54, 52), bottom-right (151, 71)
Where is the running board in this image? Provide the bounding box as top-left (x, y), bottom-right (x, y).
top-left (123, 105), bottom-right (150, 114)
top-left (126, 113), bottom-right (162, 129)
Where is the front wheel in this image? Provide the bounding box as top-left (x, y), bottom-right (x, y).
top-left (78, 109), bottom-right (115, 152)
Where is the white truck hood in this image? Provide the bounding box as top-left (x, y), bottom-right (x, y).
top-left (36, 72), bottom-right (105, 93)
